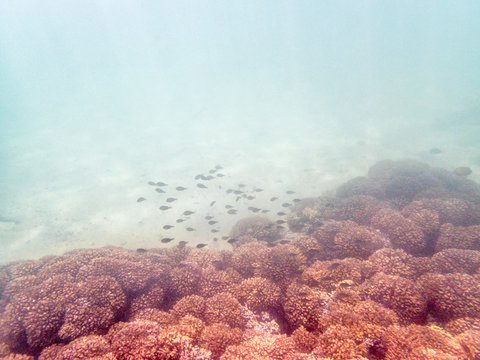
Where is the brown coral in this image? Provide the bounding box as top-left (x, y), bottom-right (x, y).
top-left (234, 277), bottom-right (280, 312)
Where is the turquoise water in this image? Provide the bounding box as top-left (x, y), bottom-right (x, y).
top-left (0, 1), bottom-right (479, 263)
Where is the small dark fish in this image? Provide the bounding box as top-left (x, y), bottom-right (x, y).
top-left (286, 190), bottom-right (295, 194)
top-left (176, 186), bottom-right (187, 191)
top-left (225, 205), bottom-right (233, 209)
top-left (213, 237), bottom-right (218, 241)
top-left (281, 203), bottom-right (292, 208)
top-left (429, 148), bottom-right (442, 154)
top-left (261, 209), bottom-right (270, 213)
top-left (233, 190), bottom-right (243, 195)
top-left (227, 238), bottom-right (238, 244)
top-left (205, 215), bottom-right (214, 220)
top-left (247, 195), bottom-right (255, 200)
top-left (238, 184), bottom-right (246, 188)
top-left (266, 242), bottom-right (277, 247)
top-left (254, 188), bottom-right (263, 192)
top-left (279, 240), bottom-right (291, 244)
top-left (186, 227), bottom-right (196, 231)
top-left (215, 165), bottom-right (223, 170)
top-left (248, 207), bottom-right (261, 213)
top-left (208, 220), bottom-right (218, 225)
top-left (226, 189), bottom-right (233, 194)
top-left (155, 188), bottom-right (166, 193)
top-left (276, 225), bottom-right (285, 230)
top-left (178, 240), bottom-right (188, 248)
top-left (194, 174), bottom-right (204, 180)
top-left (197, 183), bottom-right (207, 189)
top-left (210, 201), bottom-right (216, 206)
top-left (227, 209), bottom-right (237, 215)
top-left (276, 220), bottom-right (286, 224)
top-left (156, 182), bottom-right (167, 186)
top-left (205, 175), bottom-right (215, 180)
top-left (221, 236), bottom-right (229, 240)
top-left (136, 248), bottom-right (147, 253)
top-left (277, 212), bottom-right (286, 216)
top-left (183, 210), bottom-right (195, 216)
top-left (211, 229), bottom-right (219, 233)
top-left (292, 198), bottom-right (301, 203)
top-left (166, 197), bottom-right (177, 203)
top-left (161, 237), bottom-right (175, 243)
top-left (328, 262), bottom-right (340, 270)
top-left (176, 218), bottom-right (186, 223)
top-left (270, 197), bottom-right (278, 201)
top-left (147, 181), bottom-right (156, 186)
top-left (196, 243), bottom-right (207, 248)
top-left (159, 206), bottom-right (171, 210)
top-left (137, 197), bottom-right (146, 202)
top-left (209, 169), bottom-right (217, 174)
top-left (163, 225), bottom-right (174, 230)
top-left (216, 173), bottom-right (225, 177)
top-left (235, 196), bottom-right (241, 202)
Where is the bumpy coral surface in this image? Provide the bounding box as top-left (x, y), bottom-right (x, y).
top-left (1, 159), bottom-right (480, 359)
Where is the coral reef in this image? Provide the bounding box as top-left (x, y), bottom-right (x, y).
top-left (1, 159), bottom-right (480, 359)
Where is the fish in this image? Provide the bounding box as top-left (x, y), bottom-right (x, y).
top-left (247, 195), bottom-right (255, 200)
top-left (276, 225), bottom-right (285, 230)
top-left (286, 190), bottom-right (295, 194)
top-left (233, 190), bottom-right (243, 195)
top-left (194, 174), bottom-right (204, 180)
top-left (159, 206), bottom-right (171, 210)
top-left (186, 227), bottom-right (196, 231)
top-left (197, 183), bottom-right (207, 189)
top-left (254, 188), bottom-right (263, 192)
top-left (161, 237), bottom-right (175, 243)
top-left (328, 262), bottom-right (340, 270)
top-left (178, 241), bottom-right (188, 248)
top-left (221, 236), bottom-right (229, 240)
top-left (292, 198), bottom-right (301, 203)
top-left (235, 196), bottom-right (241, 202)
top-left (227, 209), bottom-right (237, 215)
top-left (225, 205), bottom-right (233, 209)
top-left (156, 182), bottom-right (167, 186)
top-left (205, 215), bottom-right (214, 220)
top-left (248, 207), bottom-right (261, 213)
top-left (136, 248), bottom-right (147, 253)
top-left (216, 173), bottom-right (225, 177)
top-left (147, 181), bottom-right (156, 186)
top-left (227, 238), bottom-right (238, 244)
top-left (213, 237), bottom-right (218, 241)
top-left (279, 240), bottom-right (290, 244)
top-left (238, 184), bottom-right (246, 188)
top-left (276, 220), bottom-right (286, 224)
top-left (211, 229), bottom-right (219, 233)
top-left (205, 175), bottom-right (215, 180)
top-left (261, 210), bottom-right (269, 213)
top-left (209, 169), bottom-right (217, 174)
top-left (270, 197), bottom-right (278, 201)
top-left (196, 243), bottom-right (207, 248)
top-left (176, 186), bottom-right (187, 191)
top-left (208, 220), bottom-right (218, 225)
top-left (210, 201), bottom-right (216, 206)
top-left (429, 148), bottom-right (442, 154)
top-left (163, 225), bottom-right (174, 230)
top-left (176, 218), bottom-right (186, 223)
top-left (183, 210), bottom-right (195, 216)
top-left (454, 166), bottom-right (472, 176)
top-left (281, 203), bottom-right (292, 207)
top-left (215, 165), bottom-right (223, 170)
top-left (155, 188), bottom-right (166, 193)
top-left (226, 189), bottom-right (233, 194)
top-left (166, 197), bottom-right (177, 203)
top-left (137, 197), bottom-right (146, 202)
top-left (277, 212), bottom-right (286, 216)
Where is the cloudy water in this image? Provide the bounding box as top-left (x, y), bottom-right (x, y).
top-left (0, 1), bottom-right (479, 263)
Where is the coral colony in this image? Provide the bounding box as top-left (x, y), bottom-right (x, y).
top-left (1, 159), bottom-right (480, 359)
